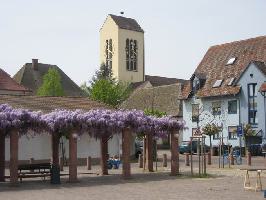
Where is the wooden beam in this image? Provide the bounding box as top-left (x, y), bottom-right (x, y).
top-left (69, 132), bottom-right (78, 182)
top-left (170, 130), bottom-right (178, 176)
top-left (10, 130), bottom-right (18, 185)
top-left (0, 133), bottom-right (5, 182)
top-left (146, 133), bottom-right (154, 172)
top-left (122, 128), bottom-right (131, 179)
top-left (100, 135), bottom-right (109, 175)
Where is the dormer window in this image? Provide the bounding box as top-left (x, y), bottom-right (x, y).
top-left (227, 78), bottom-right (235, 86)
top-left (213, 79), bottom-right (223, 88)
top-left (226, 57), bottom-right (236, 65)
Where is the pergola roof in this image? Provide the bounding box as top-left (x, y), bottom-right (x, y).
top-left (0, 95), bottom-right (110, 113)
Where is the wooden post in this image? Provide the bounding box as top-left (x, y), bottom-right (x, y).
top-left (87, 156), bottom-right (92, 170)
top-left (0, 132), bottom-right (5, 182)
top-left (207, 151), bottom-right (211, 165)
top-left (10, 130), bottom-right (18, 186)
top-left (69, 132), bottom-right (78, 182)
top-left (29, 158), bottom-right (34, 172)
top-left (52, 134), bottom-right (60, 167)
top-left (170, 130), bottom-right (178, 176)
top-left (185, 153), bottom-right (190, 166)
top-left (247, 151), bottom-right (251, 166)
top-left (162, 154), bottom-right (167, 167)
top-left (138, 154), bottom-right (143, 168)
top-left (59, 157), bottom-right (64, 171)
top-left (100, 135), bottom-right (108, 175)
top-left (0, 133), bottom-right (5, 182)
top-left (143, 137), bottom-right (146, 170)
top-left (147, 133), bottom-right (154, 172)
top-left (122, 128), bottom-right (131, 179)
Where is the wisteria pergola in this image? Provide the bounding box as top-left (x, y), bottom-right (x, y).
top-left (0, 104), bottom-right (185, 185)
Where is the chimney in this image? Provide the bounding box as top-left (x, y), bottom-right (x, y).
top-left (32, 59), bottom-right (38, 70)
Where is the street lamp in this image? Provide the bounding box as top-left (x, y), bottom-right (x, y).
top-left (259, 82), bottom-right (266, 149)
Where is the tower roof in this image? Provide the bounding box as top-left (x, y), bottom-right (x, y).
top-left (109, 14), bottom-right (144, 33)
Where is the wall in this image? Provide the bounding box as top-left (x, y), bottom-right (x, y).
top-left (100, 16), bottom-right (119, 78)
top-left (183, 96), bottom-right (240, 147)
top-left (4, 133), bottom-right (135, 162)
top-left (238, 63), bottom-right (266, 138)
top-left (117, 28), bottom-right (144, 83)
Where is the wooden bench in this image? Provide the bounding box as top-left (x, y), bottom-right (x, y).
top-left (240, 168), bottom-right (266, 192)
top-left (18, 163), bottom-right (51, 183)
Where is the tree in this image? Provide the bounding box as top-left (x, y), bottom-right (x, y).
top-left (243, 123), bottom-right (256, 149)
top-left (89, 79), bottom-right (131, 108)
top-left (37, 68), bottom-right (64, 96)
top-left (144, 109), bottom-right (167, 118)
top-left (90, 63), bottom-right (115, 86)
top-left (202, 123), bottom-right (220, 148)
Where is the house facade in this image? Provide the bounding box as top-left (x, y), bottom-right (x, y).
top-left (181, 36), bottom-right (266, 147)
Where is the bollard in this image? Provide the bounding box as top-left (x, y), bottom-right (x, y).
top-left (87, 156), bottom-right (92, 170)
top-left (162, 154), bottom-right (167, 167)
top-left (247, 152), bottom-right (251, 166)
top-left (207, 152), bottom-right (211, 165)
top-left (138, 154), bottom-right (143, 168)
top-left (230, 154), bottom-right (234, 165)
top-left (29, 158), bottom-right (34, 172)
top-left (184, 153), bottom-right (190, 166)
top-left (60, 157), bottom-right (64, 171)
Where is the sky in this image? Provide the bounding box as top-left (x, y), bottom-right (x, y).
top-left (1, 0), bottom-right (266, 86)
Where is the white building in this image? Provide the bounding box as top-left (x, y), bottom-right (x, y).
top-left (181, 36), bottom-right (266, 147)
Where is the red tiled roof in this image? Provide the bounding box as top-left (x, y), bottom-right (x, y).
top-left (0, 68), bottom-right (30, 92)
top-left (182, 35), bottom-right (266, 99)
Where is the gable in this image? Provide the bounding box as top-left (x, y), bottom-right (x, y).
top-left (182, 35), bottom-right (266, 99)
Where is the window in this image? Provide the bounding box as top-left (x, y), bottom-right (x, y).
top-left (192, 104), bottom-right (199, 122)
top-left (213, 132), bottom-right (220, 140)
top-left (105, 39), bottom-right (113, 68)
top-left (126, 39), bottom-right (137, 71)
top-left (227, 78), bottom-right (235, 86)
top-left (248, 83), bottom-right (258, 126)
top-left (212, 101), bottom-right (221, 115)
top-left (213, 79), bottom-right (223, 88)
top-left (228, 126), bottom-right (237, 140)
top-left (228, 100), bottom-right (237, 114)
top-left (226, 57), bottom-right (236, 65)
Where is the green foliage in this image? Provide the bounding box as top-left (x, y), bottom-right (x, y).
top-left (90, 63), bottom-right (115, 86)
top-left (89, 79), bottom-right (131, 108)
top-left (202, 123), bottom-right (220, 136)
top-left (202, 123), bottom-right (220, 148)
top-left (37, 68), bottom-right (64, 96)
top-left (144, 109), bottom-right (167, 117)
top-left (243, 124), bottom-right (256, 137)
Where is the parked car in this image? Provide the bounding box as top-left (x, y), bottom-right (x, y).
top-left (179, 141), bottom-right (210, 154)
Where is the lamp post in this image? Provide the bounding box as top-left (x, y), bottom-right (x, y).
top-left (259, 82), bottom-right (266, 146)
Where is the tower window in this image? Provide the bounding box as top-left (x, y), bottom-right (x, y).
top-left (105, 39), bottom-right (113, 69)
top-left (126, 39), bottom-right (137, 71)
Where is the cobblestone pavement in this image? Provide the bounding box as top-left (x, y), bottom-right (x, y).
top-left (1, 153), bottom-right (266, 200)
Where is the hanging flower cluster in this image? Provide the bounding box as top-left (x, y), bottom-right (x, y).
top-left (0, 104), bottom-right (186, 138)
top-left (0, 104), bottom-right (45, 137)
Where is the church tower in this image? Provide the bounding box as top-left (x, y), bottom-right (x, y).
top-left (100, 14), bottom-right (145, 83)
